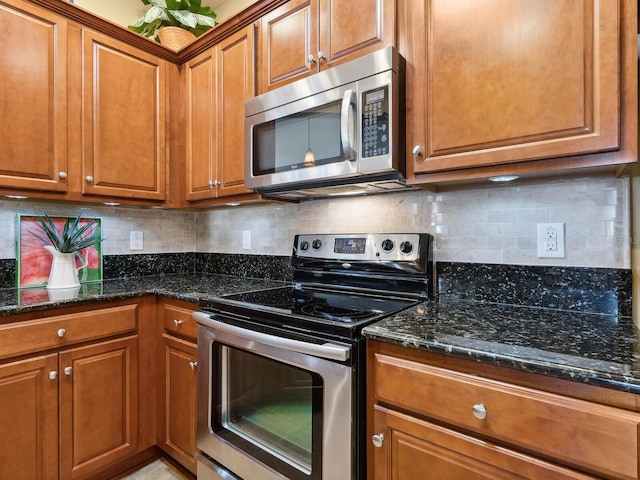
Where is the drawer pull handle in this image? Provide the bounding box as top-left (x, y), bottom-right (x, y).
top-left (57, 328), bottom-right (66, 338)
top-left (189, 361), bottom-right (198, 370)
top-left (49, 371), bottom-right (58, 380)
top-left (173, 319), bottom-right (183, 327)
top-left (472, 403), bottom-right (487, 420)
top-left (371, 433), bottom-right (384, 448)
top-left (64, 367), bottom-right (73, 376)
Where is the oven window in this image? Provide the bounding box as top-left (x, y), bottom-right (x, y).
top-left (214, 344), bottom-right (323, 479)
top-left (252, 101), bottom-right (345, 175)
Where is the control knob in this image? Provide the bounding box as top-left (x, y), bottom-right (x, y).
top-left (312, 239), bottom-right (322, 250)
top-left (300, 240), bottom-right (310, 251)
top-left (381, 239), bottom-right (394, 252)
top-left (399, 241), bottom-right (413, 254)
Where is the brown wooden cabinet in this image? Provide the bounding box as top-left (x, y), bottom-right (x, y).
top-left (184, 25), bottom-right (256, 203)
top-left (404, 0), bottom-right (637, 186)
top-left (157, 301), bottom-right (198, 474)
top-left (59, 336), bottom-right (138, 480)
top-left (368, 341), bottom-right (640, 480)
top-left (78, 29), bottom-right (167, 202)
top-left (0, 302), bottom-right (141, 480)
top-left (259, 0), bottom-right (396, 92)
top-left (0, 354), bottom-right (59, 480)
top-left (0, 0), bottom-right (68, 193)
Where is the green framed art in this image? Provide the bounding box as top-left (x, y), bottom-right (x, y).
top-left (16, 214), bottom-right (103, 288)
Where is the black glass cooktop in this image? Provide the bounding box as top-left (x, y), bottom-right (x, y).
top-left (200, 285), bottom-right (417, 330)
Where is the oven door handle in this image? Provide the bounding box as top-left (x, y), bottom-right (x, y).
top-left (193, 312), bottom-right (351, 362)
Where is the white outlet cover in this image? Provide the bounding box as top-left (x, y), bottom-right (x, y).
top-left (536, 223), bottom-right (565, 258)
top-left (130, 231), bottom-right (143, 251)
top-left (242, 230), bottom-right (251, 250)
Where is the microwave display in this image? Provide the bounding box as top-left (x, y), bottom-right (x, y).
top-left (361, 86), bottom-right (389, 158)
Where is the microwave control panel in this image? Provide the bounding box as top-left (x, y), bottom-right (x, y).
top-left (361, 86), bottom-right (389, 158)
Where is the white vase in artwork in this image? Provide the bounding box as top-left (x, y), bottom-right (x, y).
top-left (45, 245), bottom-right (87, 290)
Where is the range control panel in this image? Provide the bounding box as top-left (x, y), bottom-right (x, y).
top-left (295, 233), bottom-right (421, 262)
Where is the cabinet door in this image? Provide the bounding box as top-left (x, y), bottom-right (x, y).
top-left (159, 334), bottom-right (197, 473)
top-left (319, 0), bottom-right (395, 69)
top-left (82, 30), bottom-right (167, 200)
top-left (59, 336), bottom-right (138, 480)
top-left (0, 0), bottom-right (68, 192)
top-left (409, 0), bottom-right (620, 176)
top-left (370, 406), bottom-right (598, 480)
top-left (215, 25), bottom-right (256, 198)
top-left (185, 47), bottom-right (217, 201)
top-left (259, 0), bottom-right (319, 92)
top-left (0, 354), bottom-right (58, 480)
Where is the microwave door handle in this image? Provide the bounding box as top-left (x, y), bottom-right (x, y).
top-left (340, 89), bottom-right (357, 161)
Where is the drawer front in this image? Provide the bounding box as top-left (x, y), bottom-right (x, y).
top-left (373, 353), bottom-right (640, 480)
top-left (163, 304), bottom-right (197, 340)
top-left (0, 304), bottom-right (138, 360)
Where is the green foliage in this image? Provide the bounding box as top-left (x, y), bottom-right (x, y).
top-left (128, 0), bottom-right (217, 41)
top-left (30, 215), bottom-right (102, 254)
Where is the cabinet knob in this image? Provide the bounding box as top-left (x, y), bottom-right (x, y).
top-left (308, 54), bottom-right (317, 64)
top-left (58, 171), bottom-right (68, 179)
top-left (173, 319), bottom-right (183, 327)
top-left (317, 51), bottom-right (326, 61)
top-left (86, 176), bottom-right (94, 183)
top-left (412, 145), bottom-right (422, 156)
top-left (64, 366), bottom-right (73, 376)
top-left (49, 371), bottom-right (58, 380)
top-left (371, 433), bottom-right (384, 448)
top-left (189, 361), bottom-right (198, 370)
top-left (471, 403), bottom-right (487, 420)
top-left (57, 328), bottom-right (66, 338)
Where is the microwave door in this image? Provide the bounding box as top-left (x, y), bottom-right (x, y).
top-left (246, 84), bottom-right (359, 190)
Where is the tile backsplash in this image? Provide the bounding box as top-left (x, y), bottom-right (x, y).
top-left (0, 175), bottom-right (631, 269)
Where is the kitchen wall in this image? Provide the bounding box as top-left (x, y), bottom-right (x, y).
top-left (72, 0), bottom-right (256, 28)
top-left (0, 175), bottom-right (630, 269)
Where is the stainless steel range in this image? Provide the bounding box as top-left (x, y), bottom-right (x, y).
top-left (194, 233), bottom-right (433, 480)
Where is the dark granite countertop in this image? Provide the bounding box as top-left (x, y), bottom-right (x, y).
top-left (3, 274), bottom-right (639, 396)
top-left (0, 274), bottom-right (288, 318)
top-left (363, 298), bottom-right (640, 395)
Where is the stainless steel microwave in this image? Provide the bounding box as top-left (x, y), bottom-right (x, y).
top-left (244, 47), bottom-right (411, 200)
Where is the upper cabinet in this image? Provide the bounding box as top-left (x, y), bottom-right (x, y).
top-left (78, 30), bottom-right (168, 201)
top-left (0, 0), bottom-right (69, 193)
top-left (259, 0), bottom-right (396, 92)
top-left (406, 0), bottom-right (638, 185)
top-left (184, 25), bottom-right (257, 203)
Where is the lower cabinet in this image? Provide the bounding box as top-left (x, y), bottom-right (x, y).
top-left (368, 340), bottom-right (640, 480)
top-left (158, 301), bottom-right (198, 474)
top-left (59, 336), bottom-right (138, 480)
top-left (0, 302), bottom-right (141, 480)
top-left (372, 406), bottom-right (596, 480)
top-left (0, 354), bottom-right (59, 480)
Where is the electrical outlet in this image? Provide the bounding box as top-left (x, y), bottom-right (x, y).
top-left (130, 231), bottom-right (143, 251)
top-left (536, 223), bottom-right (565, 258)
top-left (242, 230), bottom-right (251, 250)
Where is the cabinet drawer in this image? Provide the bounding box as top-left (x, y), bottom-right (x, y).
top-left (0, 304), bottom-right (137, 360)
top-left (163, 304), bottom-right (197, 340)
top-left (373, 353), bottom-right (640, 480)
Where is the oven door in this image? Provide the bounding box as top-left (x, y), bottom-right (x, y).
top-left (195, 312), bottom-right (354, 480)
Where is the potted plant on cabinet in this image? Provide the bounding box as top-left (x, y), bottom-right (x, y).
top-left (128, 0), bottom-right (217, 50)
top-left (28, 215), bottom-right (102, 291)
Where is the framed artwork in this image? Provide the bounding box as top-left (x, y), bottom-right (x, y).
top-left (16, 215), bottom-right (103, 288)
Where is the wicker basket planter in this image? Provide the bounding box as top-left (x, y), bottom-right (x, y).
top-left (157, 26), bottom-right (196, 50)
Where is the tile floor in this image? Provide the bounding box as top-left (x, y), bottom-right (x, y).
top-left (117, 458), bottom-right (193, 480)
